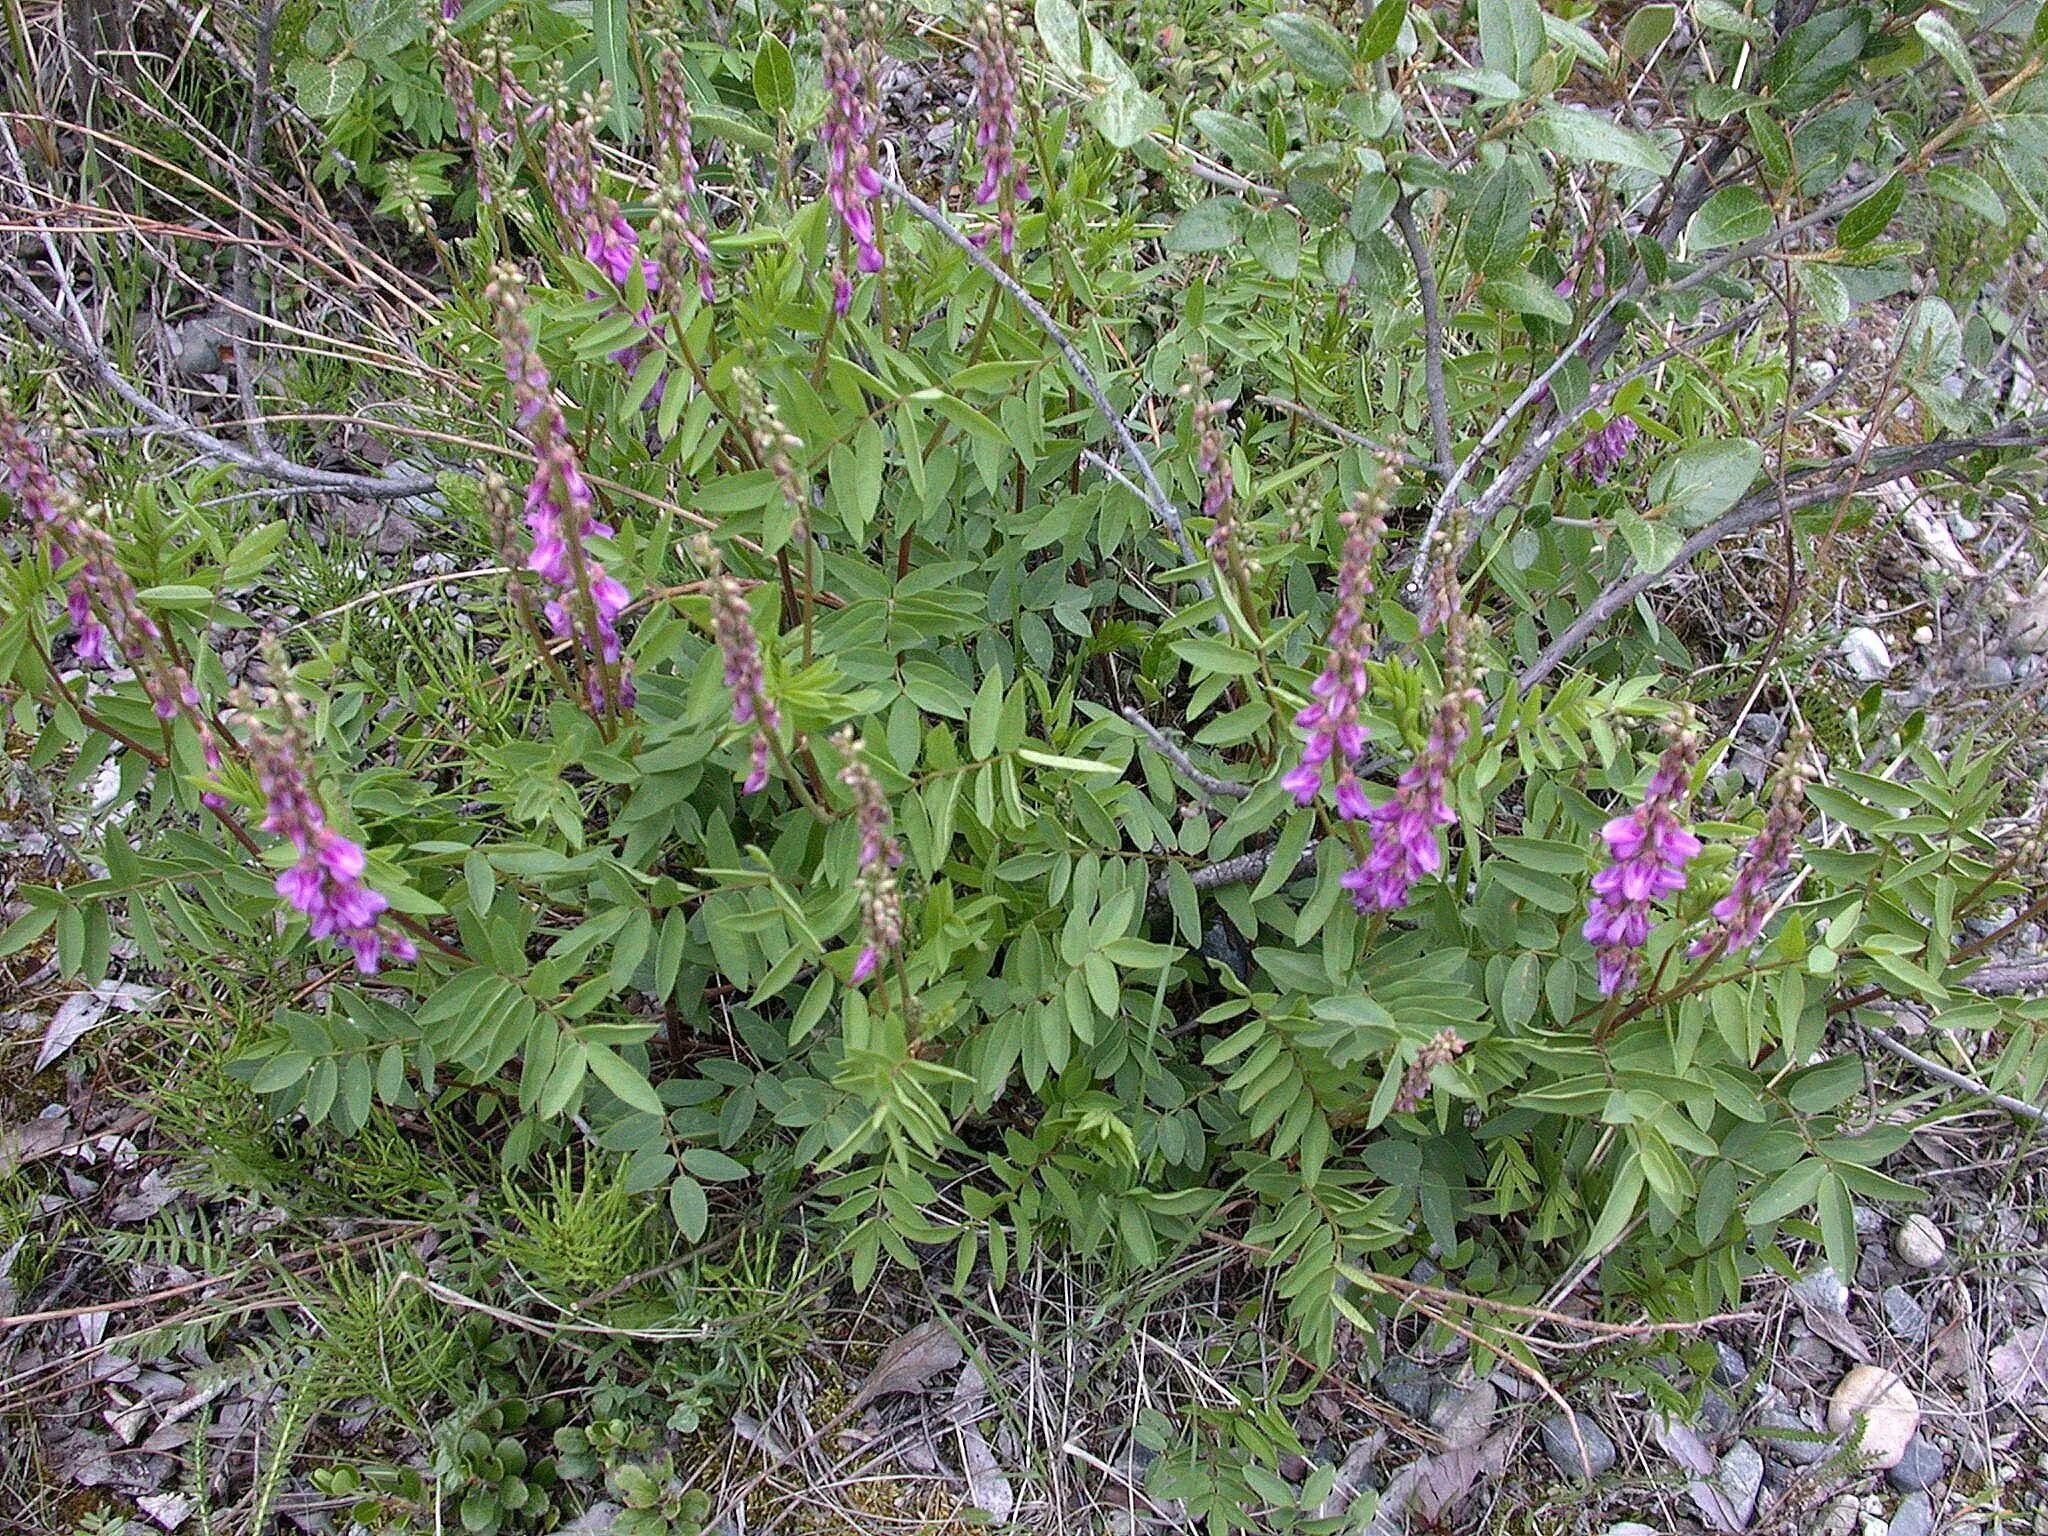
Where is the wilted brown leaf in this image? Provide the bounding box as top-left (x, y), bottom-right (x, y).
top-left (1799, 1300), bottom-right (1871, 1362)
top-left (849, 1319), bottom-right (964, 1409)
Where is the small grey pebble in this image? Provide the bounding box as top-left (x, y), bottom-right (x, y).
top-left (1427, 1381), bottom-right (1497, 1449)
top-left (1538, 1414), bottom-right (1616, 1480)
top-left (1886, 1491), bottom-right (1935, 1536)
top-left (1714, 1441), bottom-right (1765, 1528)
top-left (1786, 1330), bottom-right (1840, 1378)
top-left (1885, 1435), bottom-right (1945, 1492)
top-left (1758, 1407), bottom-right (1832, 1467)
top-left (1377, 1360), bottom-right (1434, 1419)
top-left (1882, 1286), bottom-right (1930, 1342)
top-left (1712, 1341), bottom-right (1748, 1387)
top-left (1605, 1527), bottom-right (1660, 1536)
top-left (1200, 918), bottom-right (1252, 980)
top-left (1792, 1265), bottom-right (1851, 1315)
top-left (1698, 1389), bottom-right (1741, 1440)
top-left (1977, 656), bottom-right (2016, 687)
top-left (1853, 1204), bottom-right (1884, 1236)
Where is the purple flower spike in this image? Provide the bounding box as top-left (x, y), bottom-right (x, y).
top-left (1584, 722), bottom-right (1702, 996)
top-left (836, 729), bottom-right (905, 988)
top-left (1286, 479), bottom-right (1388, 814)
top-left (488, 269), bottom-right (636, 714)
top-left (969, 3), bottom-right (1028, 254)
top-left (1567, 416), bottom-right (1638, 483)
top-left (1690, 727), bottom-right (1813, 958)
top-left (3, 415), bottom-right (226, 778)
top-left (701, 537), bottom-right (781, 794)
top-left (820, 2), bottom-right (885, 298)
top-left (1344, 612), bottom-right (1482, 914)
top-left (244, 685), bottom-right (413, 974)
top-left (651, 44), bottom-right (719, 306)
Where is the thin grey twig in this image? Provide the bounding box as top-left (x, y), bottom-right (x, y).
top-left (1255, 395), bottom-right (1409, 459)
top-left (1861, 1024), bottom-right (2048, 1127)
top-left (1391, 194), bottom-right (1454, 482)
top-left (877, 172), bottom-right (1225, 628)
top-left (0, 284), bottom-right (441, 500)
top-left (1408, 178), bottom-right (1880, 598)
top-left (1121, 706), bottom-right (1250, 801)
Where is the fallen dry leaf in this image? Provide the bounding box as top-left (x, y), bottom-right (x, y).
top-left (0, 1108), bottom-right (72, 1174)
top-left (849, 1319), bottom-right (964, 1409)
top-left (36, 982), bottom-right (163, 1073)
top-left (1799, 1299), bottom-right (1872, 1362)
top-left (957, 1423), bottom-right (1013, 1521)
top-left (1988, 1322), bottom-right (2048, 1405)
top-left (1652, 1413), bottom-right (1717, 1475)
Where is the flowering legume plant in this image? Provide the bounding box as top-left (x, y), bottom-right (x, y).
top-left (7, 0), bottom-right (2048, 1358)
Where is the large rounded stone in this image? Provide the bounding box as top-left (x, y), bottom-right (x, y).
top-left (1827, 1366), bottom-right (1920, 1469)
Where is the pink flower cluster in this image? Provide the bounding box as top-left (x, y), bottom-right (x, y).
top-left (969, 2), bottom-right (1028, 256)
top-left (1192, 390), bottom-right (1248, 592)
top-left (1344, 604), bottom-right (1481, 914)
top-left (433, 19), bottom-right (506, 205)
top-left (652, 45), bottom-right (717, 304)
top-left (836, 729), bottom-right (903, 985)
top-left (488, 270), bottom-right (635, 713)
top-left (1584, 724), bottom-right (1701, 995)
top-left (1568, 417), bottom-right (1638, 483)
top-left (1691, 727), bottom-right (1811, 958)
top-left (701, 538), bottom-right (780, 793)
top-left (533, 81), bottom-right (658, 294)
top-left (1282, 491), bottom-right (1385, 819)
top-left (244, 688), bottom-right (415, 974)
top-left (820, 2), bottom-right (884, 313)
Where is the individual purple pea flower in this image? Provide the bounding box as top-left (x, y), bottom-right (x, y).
top-left (1342, 599), bottom-right (1482, 914)
top-left (819, 1), bottom-right (884, 307)
top-left (242, 682), bottom-right (415, 974)
top-left (836, 728), bottom-right (904, 985)
top-left (699, 537), bottom-right (780, 793)
top-left (968, 2), bottom-right (1028, 256)
top-left (1584, 721), bottom-right (1702, 996)
top-left (1284, 482), bottom-right (1388, 817)
top-left (1567, 416), bottom-right (1638, 484)
top-left (1690, 727), bottom-right (1813, 958)
top-left (488, 268), bottom-right (636, 714)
